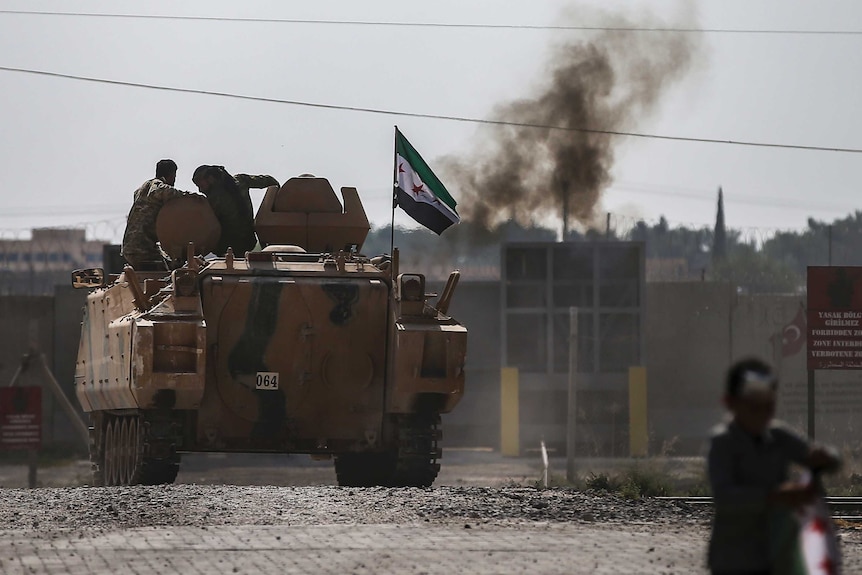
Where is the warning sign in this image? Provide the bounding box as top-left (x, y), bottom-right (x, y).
top-left (808, 266), bottom-right (862, 370)
top-left (0, 387), bottom-right (41, 451)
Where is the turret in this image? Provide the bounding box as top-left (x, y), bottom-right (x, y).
top-left (254, 175), bottom-right (370, 253)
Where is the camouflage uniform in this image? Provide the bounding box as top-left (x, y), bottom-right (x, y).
top-left (121, 177), bottom-right (191, 269)
top-left (205, 172), bottom-right (279, 256)
top-left (234, 173), bottom-right (279, 220)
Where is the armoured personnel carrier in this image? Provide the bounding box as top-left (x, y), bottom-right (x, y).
top-left (72, 176), bottom-right (466, 487)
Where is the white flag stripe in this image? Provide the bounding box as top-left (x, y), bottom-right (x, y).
top-left (798, 485), bottom-right (841, 575)
top-left (396, 153), bottom-right (459, 223)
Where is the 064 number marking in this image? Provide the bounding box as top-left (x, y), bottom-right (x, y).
top-left (256, 372), bottom-right (279, 390)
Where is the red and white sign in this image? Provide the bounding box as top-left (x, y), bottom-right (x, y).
top-left (0, 387), bottom-right (41, 451)
top-left (808, 266), bottom-right (862, 370)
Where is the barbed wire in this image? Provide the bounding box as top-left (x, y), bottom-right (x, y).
top-left (0, 217), bottom-right (124, 242)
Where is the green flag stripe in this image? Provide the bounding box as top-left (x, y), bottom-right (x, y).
top-left (395, 130), bottom-right (458, 213)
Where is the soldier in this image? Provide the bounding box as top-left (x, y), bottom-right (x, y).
top-left (121, 159), bottom-right (195, 270)
top-left (193, 165), bottom-right (279, 256)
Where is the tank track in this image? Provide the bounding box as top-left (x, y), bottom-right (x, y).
top-left (333, 413), bottom-right (442, 488)
top-left (389, 412), bottom-right (442, 488)
top-left (88, 412), bottom-right (182, 486)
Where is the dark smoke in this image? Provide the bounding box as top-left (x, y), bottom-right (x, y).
top-left (443, 13), bottom-right (701, 231)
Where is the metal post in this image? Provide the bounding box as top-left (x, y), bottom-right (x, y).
top-left (500, 368), bottom-right (520, 457)
top-left (6, 362), bottom-right (25, 387)
top-left (540, 440), bottom-right (549, 489)
top-left (807, 370), bottom-right (815, 440)
top-left (566, 307), bottom-right (579, 482)
top-left (828, 225), bottom-right (833, 266)
top-left (628, 367), bottom-right (648, 457)
top-left (27, 449), bottom-right (38, 489)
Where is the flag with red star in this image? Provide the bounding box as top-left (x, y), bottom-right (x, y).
top-left (797, 495), bottom-right (841, 574)
top-left (394, 128), bottom-right (460, 234)
top-left (773, 475), bottom-right (842, 574)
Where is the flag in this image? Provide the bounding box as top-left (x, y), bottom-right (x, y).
top-left (770, 473), bottom-right (842, 575)
top-left (771, 303), bottom-right (807, 357)
top-left (394, 128), bottom-right (460, 234)
top-left (797, 498), bottom-right (841, 575)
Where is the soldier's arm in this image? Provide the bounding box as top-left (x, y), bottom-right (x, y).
top-left (149, 180), bottom-right (197, 201)
top-left (235, 174), bottom-right (280, 189)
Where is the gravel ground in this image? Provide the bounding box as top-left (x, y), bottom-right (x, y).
top-left (2, 459), bottom-right (861, 574)
top-left (0, 485), bottom-right (710, 532)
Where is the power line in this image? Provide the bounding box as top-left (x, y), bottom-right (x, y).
top-left (1, 9), bottom-right (861, 36)
top-left (2, 65), bottom-right (862, 155)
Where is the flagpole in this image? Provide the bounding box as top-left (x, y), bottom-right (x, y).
top-left (390, 125), bottom-right (398, 258)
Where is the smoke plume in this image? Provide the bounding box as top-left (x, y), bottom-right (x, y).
top-left (443, 11), bottom-right (701, 231)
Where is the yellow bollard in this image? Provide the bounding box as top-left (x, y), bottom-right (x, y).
top-left (500, 367), bottom-right (519, 456)
top-left (629, 366), bottom-right (648, 457)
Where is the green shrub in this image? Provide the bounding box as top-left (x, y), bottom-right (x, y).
top-left (584, 471), bottom-right (616, 492)
top-left (616, 466), bottom-right (671, 499)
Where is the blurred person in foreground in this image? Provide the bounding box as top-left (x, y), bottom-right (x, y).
top-left (707, 357), bottom-right (841, 575)
top-left (121, 159), bottom-right (196, 270)
top-left (193, 165), bottom-right (279, 256)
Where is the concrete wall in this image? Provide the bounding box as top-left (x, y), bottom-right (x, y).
top-left (0, 295), bottom-right (59, 449)
top-left (0, 296), bottom-right (55, 389)
top-left (50, 286), bottom-right (88, 449)
top-left (645, 283), bottom-right (732, 454)
top-left (646, 283), bottom-right (862, 454)
top-left (443, 280), bottom-right (860, 455)
top-left (0, 288), bottom-right (88, 452)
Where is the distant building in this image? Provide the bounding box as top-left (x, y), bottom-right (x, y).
top-left (0, 229), bottom-right (104, 295)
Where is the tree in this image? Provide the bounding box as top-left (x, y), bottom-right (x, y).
top-left (712, 187), bottom-right (727, 263)
top-left (712, 244), bottom-right (800, 294)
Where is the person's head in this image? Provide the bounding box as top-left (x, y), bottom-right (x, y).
top-left (193, 165), bottom-right (232, 194)
top-left (192, 165), bottom-right (214, 193)
top-left (724, 357), bottom-right (778, 435)
top-left (155, 159), bottom-right (178, 185)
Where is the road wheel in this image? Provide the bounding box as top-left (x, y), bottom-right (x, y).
top-left (88, 413), bottom-right (106, 487)
top-left (89, 413), bottom-right (170, 487)
top-left (118, 417), bottom-right (132, 485)
top-left (104, 419), bottom-right (117, 486)
top-left (128, 417), bottom-right (142, 485)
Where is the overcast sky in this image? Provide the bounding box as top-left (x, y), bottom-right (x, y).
top-left (0, 0), bottom-right (860, 242)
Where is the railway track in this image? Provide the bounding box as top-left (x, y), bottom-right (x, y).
top-left (657, 496), bottom-right (862, 522)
